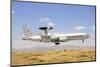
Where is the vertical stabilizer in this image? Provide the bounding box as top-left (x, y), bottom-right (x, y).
top-left (22, 25), bottom-right (33, 38)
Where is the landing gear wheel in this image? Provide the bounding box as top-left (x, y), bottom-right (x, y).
top-left (82, 39), bottom-right (84, 43)
top-left (55, 37), bottom-right (60, 45)
top-left (55, 42), bottom-right (60, 45)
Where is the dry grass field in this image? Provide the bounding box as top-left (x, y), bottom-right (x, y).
top-left (12, 49), bottom-right (96, 66)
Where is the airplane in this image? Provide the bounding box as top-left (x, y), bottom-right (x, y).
top-left (22, 24), bottom-right (90, 45)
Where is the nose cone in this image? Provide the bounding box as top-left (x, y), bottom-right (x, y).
top-left (85, 34), bottom-right (90, 39)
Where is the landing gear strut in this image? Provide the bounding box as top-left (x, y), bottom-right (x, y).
top-left (55, 37), bottom-right (60, 45)
top-left (82, 39), bottom-right (84, 43)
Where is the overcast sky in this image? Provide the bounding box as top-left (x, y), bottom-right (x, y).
top-left (12, 1), bottom-right (96, 47)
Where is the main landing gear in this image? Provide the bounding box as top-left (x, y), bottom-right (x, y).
top-left (55, 42), bottom-right (60, 45)
top-left (55, 37), bottom-right (60, 45)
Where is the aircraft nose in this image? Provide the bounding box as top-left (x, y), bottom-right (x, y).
top-left (86, 34), bottom-right (90, 38)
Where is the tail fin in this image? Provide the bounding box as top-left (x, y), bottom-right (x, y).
top-left (22, 25), bottom-right (33, 38)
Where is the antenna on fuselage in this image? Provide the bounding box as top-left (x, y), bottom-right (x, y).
top-left (39, 22), bottom-right (54, 36)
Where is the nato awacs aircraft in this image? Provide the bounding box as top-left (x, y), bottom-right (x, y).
top-left (22, 23), bottom-right (90, 45)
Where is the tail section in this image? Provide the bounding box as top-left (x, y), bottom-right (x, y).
top-left (22, 25), bottom-right (33, 38)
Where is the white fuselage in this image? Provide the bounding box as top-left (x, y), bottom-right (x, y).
top-left (23, 33), bottom-right (89, 42)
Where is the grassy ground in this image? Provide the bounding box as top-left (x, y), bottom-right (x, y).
top-left (12, 50), bottom-right (96, 65)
